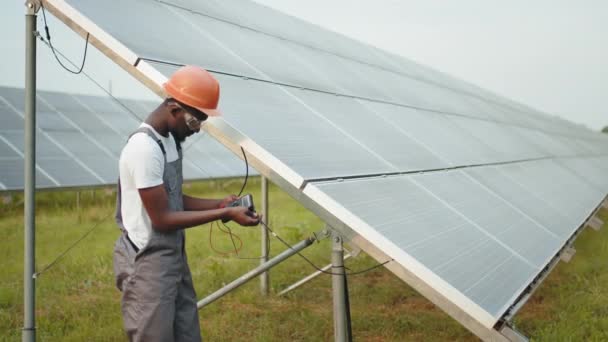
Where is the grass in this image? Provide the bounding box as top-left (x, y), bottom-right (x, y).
top-left (1, 177), bottom-right (607, 341)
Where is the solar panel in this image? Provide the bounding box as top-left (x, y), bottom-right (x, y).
top-left (43, 0), bottom-right (608, 339)
top-left (0, 86), bottom-right (248, 191)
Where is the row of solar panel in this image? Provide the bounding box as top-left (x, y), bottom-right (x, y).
top-left (3, 61), bottom-right (607, 191)
top-left (149, 63), bottom-right (608, 181)
top-left (308, 157), bottom-right (608, 318)
top-left (0, 86), bottom-right (247, 191)
top-left (44, 0), bottom-right (608, 333)
top-left (69, 0), bottom-right (598, 140)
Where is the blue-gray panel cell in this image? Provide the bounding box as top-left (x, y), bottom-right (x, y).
top-left (154, 66), bottom-right (396, 180)
top-left (1, 130), bottom-right (68, 159)
top-left (47, 131), bottom-right (112, 159)
top-left (38, 90), bottom-right (86, 113)
top-left (68, 0), bottom-right (259, 78)
top-left (0, 135), bottom-right (20, 159)
top-left (37, 158), bottom-right (100, 186)
top-left (498, 161), bottom-right (603, 229)
top-left (80, 156), bottom-right (119, 183)
top-left (556, 158), bottom-right (608, 193)
top-left (39, 92), bottom-right (114, 133)
top-left (36, 110), bottom-right (75, 132)
top-left (90, 132), bottom-right (127, 157)
top-left (447, 117), bottom-right (545, 161)
top-left (513, 128), bottom-right (576, 157)
top-left (0, 95), bottom-right (25, 130)
top-left (0, 87), bottom-right (25, 112)
top-left (466, 166), bottom-right (577, 240)
top-left (313, 175), bottom-right (538, 317)
top-left (299, 50), bottom-right (395, 102)
top-left (412, 170), bottom-right (561, 268)
top-left (0, 159), bottom-right (56, 190)
top-left (170, 0), bottom-right (391, 70)
top-left (72, 95), bottom-right (141, 136)
top-left (181, 15), bottom-right (342, 94)
top-left (364, 102), bottom-right (497, 166)
top-left (294, 90), bottom-right (447, 171)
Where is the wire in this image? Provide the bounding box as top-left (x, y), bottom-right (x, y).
top-left (218, 222), bottom-right (242, 255)
top-left (233, 148), bottom-right (391, 275)
top-left (209, 221), bottom-right (241, 256)
top-left (34, 209), bottom-right (114, 278)
top-left (237, 146), bottom-right (248, 197)
top-left (259, 220), bottom-right (392, 276)
top-left (40, 1), bottom-right (89, 75)
top-left (207, 220), bottom-right (269, 260)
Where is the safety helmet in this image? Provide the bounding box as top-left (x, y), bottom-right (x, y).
top-left (163, 65), bottom-right (221, 116)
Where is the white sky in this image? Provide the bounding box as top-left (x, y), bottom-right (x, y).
top-left (2, 1), bottom-right (606, 130)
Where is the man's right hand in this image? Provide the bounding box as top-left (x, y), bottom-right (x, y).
top-left (226, 207), bottom-right (260, 226)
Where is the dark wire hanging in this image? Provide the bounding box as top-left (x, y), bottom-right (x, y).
top-left (40, 1), bottom-right (89, 75)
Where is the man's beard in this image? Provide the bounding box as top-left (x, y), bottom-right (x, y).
top-left (171, 131), bottom-right (186, 143)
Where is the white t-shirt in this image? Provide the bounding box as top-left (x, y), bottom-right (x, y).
top-left (118, 123), bottom-right (179, 249)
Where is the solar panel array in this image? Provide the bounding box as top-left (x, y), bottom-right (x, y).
top-left (0, 86), bottom-right (247, 191)
top-left (45, 0), bottom-right (608, 338)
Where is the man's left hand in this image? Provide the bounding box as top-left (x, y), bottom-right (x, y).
top-left (218, 194), bottom-right (239, 209)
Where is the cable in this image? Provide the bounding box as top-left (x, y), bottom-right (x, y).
top-left (234, 148), bottom-right (391, 274)
top-left (207, 221), bottom-right (268, 260)
top-left (218, 222), bottom-right (242, 255)
top-left (34, 209), bottom-right (114, 278)
top-left (222, 221), bottom-right (269, 260)
top-left (259, 220), bottom-right (392, 276)
top-left (237, 146), bottom-right (248, 197)
top-left (40, 1), bottom-right (89, 75)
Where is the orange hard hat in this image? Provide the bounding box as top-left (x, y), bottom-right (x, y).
top-left (163, 65), bottom-right (221, 116)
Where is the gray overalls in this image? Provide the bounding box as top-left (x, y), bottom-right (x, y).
top-left (113, 127), bottom-right (202, 342)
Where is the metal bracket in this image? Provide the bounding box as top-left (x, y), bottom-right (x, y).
top-left (560, 246), bottom-right (576, 263)
top-left (587, 217), bottom-right (603, 231)
top-left (499, 323), bottom-right (529, 342)
top-left (312, 227), bottom-right (332, 243)
top-left (24, 0), bottom-right (41, 14)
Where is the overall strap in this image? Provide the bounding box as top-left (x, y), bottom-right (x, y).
top-left (129, 127), bottom-right (166, 157)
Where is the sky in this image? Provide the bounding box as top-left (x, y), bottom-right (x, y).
top-left (2, 0), bottom-right (606, 130)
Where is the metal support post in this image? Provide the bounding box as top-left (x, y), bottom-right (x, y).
top-left (197, 231), bottom-right (325, 309)
top-left (260, 176), bottom-right (269, 295)
top-left (24, 1), bottom-right (39, 341)
top-left (332, 234), bottom-right (352, 342)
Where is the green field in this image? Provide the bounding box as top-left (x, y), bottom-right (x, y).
top-left (1, 177), bottom-right (607, 341)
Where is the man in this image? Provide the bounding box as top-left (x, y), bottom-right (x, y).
top-left (113, 65), bottom-right (260, 341)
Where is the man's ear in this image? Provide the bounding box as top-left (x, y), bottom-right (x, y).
top-left (166, 101), bottom-right (181, 116)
